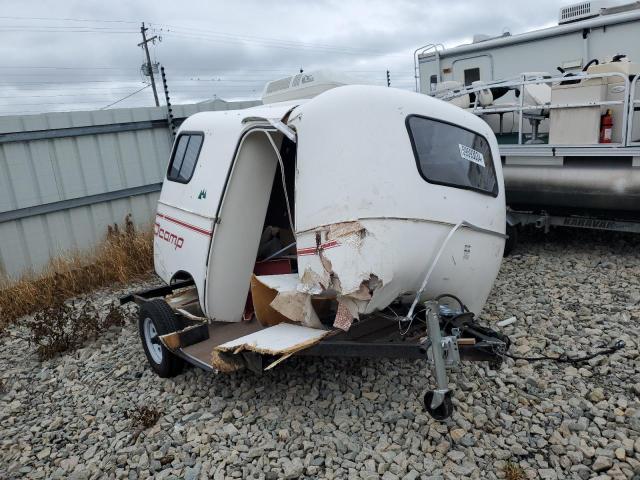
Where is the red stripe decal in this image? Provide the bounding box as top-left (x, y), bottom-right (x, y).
top-left (156, 213), bottom-right (213, 237)
top-left (297, 240), bottom-right (341, 256)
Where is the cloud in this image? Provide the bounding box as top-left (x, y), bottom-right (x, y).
top-left (0, 0), bottom-right (576, 114)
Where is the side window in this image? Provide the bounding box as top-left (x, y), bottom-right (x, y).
top-left (167, 133), bottom-right (204, 183)
top-left (464, 67), bottom-right (480, 86)
top-left (406, 115), bottom-right (498, 197)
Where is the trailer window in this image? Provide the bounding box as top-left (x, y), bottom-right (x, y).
top-left (464, 68), bottom-right (480, 86)
top-left (167, 133), bottom-right (204, 183)
top-left (429, 75), bottom-right (438, 92)
top-left (406, 115), bottom-right (498, 197)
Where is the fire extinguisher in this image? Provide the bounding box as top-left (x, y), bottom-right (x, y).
top-left (600, 109), bottom-right (613, 143)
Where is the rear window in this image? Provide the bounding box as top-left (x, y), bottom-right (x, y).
top-left (406, 115), bottom-right (498, 197)
top-left (167, 132), bottom-right (204, 183)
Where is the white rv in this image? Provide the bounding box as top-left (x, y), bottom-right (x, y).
top-left (123, 73), bottom-right (510, 419)
top-left (417, 1), bottom-right (640, 93)
top-left (416, 1), bottom-right (640, 245)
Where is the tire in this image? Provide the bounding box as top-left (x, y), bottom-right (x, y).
top-left (138, 299), bottom-right (185, 378)
top-left (504, 223), bottom-right (518, 257)
top-left (424, 391), bottom-right (454, 420)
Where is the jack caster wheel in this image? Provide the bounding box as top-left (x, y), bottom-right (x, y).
top-left (424, 390), bottom-right (454, 420)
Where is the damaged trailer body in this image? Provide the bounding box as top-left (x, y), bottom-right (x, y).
top-left (124, 73), bottom-right (510, 419)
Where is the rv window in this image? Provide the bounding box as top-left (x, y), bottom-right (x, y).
top-left (406, 115), bottom-right (498, 197)
top-left (167, 133), bottom-right (204, 183)
top-left (464, 68), bottom-right (480, 86)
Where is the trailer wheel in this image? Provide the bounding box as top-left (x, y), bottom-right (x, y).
top-left (138, 299), bottom-right (185, 378)
top-left (424, 391), bottom-right (454, 420)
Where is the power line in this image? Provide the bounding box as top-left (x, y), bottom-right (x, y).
top-left (0, 92), bottom-right (145, 99)
top-left (0, 74), bottom-right (416, 82)
top-left (0, 80), bottom-right (144, 85)
top-left (0, 65), bottom-right (131, 70)
top-left (0, 23), bottom-right (136, 29)
top-left (0, 76), bottom-right (415, 87)
top-left (100, 85), bottom-right (152, 109)
top-left (157, 30), bottom-right (403, 57)
top-left (151, 23), bottom-right (386, 55)
top-left (1, 85), bottom-right (150, 92)
top-left (0, 65), bottom-right (413, 74)
top-left (0, 17), bottom-right (397, 56)
top-left (0, 15), bottom-right (409, 58)
top-left (0, 28), bottom-right (137, 34)
top-left (0, 73), bottom-right (141, 77)
top-left (2, 99), bottom-right (148, 107)
top-left (0, 15), bottom-right (138, 24)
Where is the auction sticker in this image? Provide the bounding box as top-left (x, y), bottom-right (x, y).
top-left (459, 144), bottom-right (485, 167)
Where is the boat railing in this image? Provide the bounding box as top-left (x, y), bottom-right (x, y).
top-left (433, 71), bottom-right (634, 148)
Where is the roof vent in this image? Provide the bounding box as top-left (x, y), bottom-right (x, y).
top-left (261, 70), bottom-right (357, 104)
top-left (558, 1), bottom-right (618, 24)
top-left (472, 34), bottom-right (492, 43)
top-left (264, 76), bottom-right (294, 95)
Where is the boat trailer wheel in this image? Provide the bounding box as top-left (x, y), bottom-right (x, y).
top-left (424, 390), bottom-right (454, 420)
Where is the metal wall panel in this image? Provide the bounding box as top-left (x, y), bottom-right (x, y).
top-left (0, 98), bottom-right (260, 279)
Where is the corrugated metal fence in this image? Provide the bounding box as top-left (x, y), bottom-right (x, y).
top-left (0, 98), bottom-right (259, 279)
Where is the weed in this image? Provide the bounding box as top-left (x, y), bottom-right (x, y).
top-left (103, 306), bottom-right (126, 329)
top-left (127, 405), bottom-right (162, 429)
top-left (0, 215), bottom-right (152, 332)
top-left (127, 405), bottom-right (162, 444)
top-left (25, 302), bottom-right (126, 361)
top-left (504, 462), bottom-right (526, 480)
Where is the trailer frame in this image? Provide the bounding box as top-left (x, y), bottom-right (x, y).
top-left (121, 283), bottom-right (508, 419)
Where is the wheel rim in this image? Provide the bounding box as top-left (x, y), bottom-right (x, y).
top-left (143, 317), bottom-right (163, 364)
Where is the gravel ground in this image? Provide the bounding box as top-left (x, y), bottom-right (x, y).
top-left (1, 229), bottom-right (639, 480)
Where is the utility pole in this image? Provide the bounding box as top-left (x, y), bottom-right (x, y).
top-left (138, 22), bottom-right (160, 106)
top-left (386, 69), bottom-right (391, 87)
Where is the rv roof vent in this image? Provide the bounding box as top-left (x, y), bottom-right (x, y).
top-left (472, 34), bottom-right (492, 43)
top-left (558, 1), bottom-right (617, 24)
top-left (261, 70), bottom-right (356, 104)
top-left (264, 76), bottom-right (294, 95)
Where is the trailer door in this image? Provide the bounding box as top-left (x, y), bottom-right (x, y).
top-left (452, 55), bottom-right (493, 85)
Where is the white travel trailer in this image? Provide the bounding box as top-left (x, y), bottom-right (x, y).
top-left (123, 74), bottom-right (510, 419)
top-left (416, 1), bottom-right (640, 93)
top-left (416, 1), bottom-right (640, 246)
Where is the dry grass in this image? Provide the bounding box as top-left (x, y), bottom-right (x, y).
top-left (0, 215), bottom-right (152, 332)
top-left (127, 405), bottom-right (162, 429)
top-left (127, 405), bottom-right (162, 444)
top-left (25, 302), bottom-right (126, 361)
top-left (504, 462), bottom-right (527, 480)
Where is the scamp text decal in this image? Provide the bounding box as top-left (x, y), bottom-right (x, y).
top-left (154, 222), bottom-right (184, 250)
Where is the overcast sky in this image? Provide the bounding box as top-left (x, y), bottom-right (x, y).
top-left (0, 0), bottom-right (577, 115)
